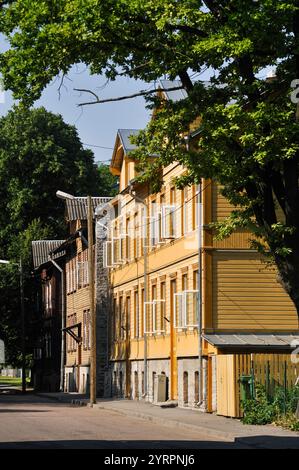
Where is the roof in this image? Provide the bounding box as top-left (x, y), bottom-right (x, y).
top-left (118, 129), bottom-right (140, 154)
top-left (110, 129), bottom-right (142, 175)
top-left (32, 240), bottom-right (66, 269)
top-left (159, 79), bottom-right (188, 102)
top-left (65, 197), bottom-right (112, 222)
top-left (203, 333), bottom-right (299, 350)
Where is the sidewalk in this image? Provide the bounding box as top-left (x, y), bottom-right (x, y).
top-left (36, 392), bottom-right (299, 448)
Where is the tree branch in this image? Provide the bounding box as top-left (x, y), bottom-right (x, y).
top-left (74, 86), bottom-right (185, 107)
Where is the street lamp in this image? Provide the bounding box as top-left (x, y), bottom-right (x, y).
top-left (56, 190), bottom-right (75, 200)
top-left (0, 258), bottom-right (26, 394)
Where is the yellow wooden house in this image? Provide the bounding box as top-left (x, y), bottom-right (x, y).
top-left (104, 91), bottom-right (299, 417)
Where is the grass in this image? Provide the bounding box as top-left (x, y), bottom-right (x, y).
top-left (0, 375), bottom-right (30, 387)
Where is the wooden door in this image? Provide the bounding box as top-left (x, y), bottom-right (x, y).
top-left (216, 355), bottom-right (237, 417)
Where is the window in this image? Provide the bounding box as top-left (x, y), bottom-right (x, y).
top-left (161, 205), bottom-right (176, 239)
top-left (181, 187), bottom-right (188, 236)
top-left (194, 371), bottom-right (199, 404)
top-left (125, 296), bottom-right (131, 339)
top-left (66, 260), bottom-right (77, 294)
top-left (113, 297), bottom-right (117, 341)
top-left (77, 258), bottom-right (88, 288)
top-left (140, 207), bottom-right (146, 254)
top-left (174, 290), bottom-right (199, 329)
top-left (83, 309), bottom-right (91, 350)
top-left (119, 296), bottom-right (124, 340)
top-left (160, 281), bottom-right (166, 334)
top-left (193, 184), bottom-right (201, 230)
top-left (183, 371), bottom-right (188, 405)
top-left (182, 273), bottom-right (188, 291)
top-left (150, 200), bottom-right (158, 247)
top-left (133, 213), bottom-right (138, 258)
top-left (144, 284), bottom-right (166, 334)
top-left (67, 313), bottom-right (77, 352)
top-left (193, 270), bottom-right (200, 323)
top-left (103, 224), bottom-right (127, 268)
top-left (134, 290), bottom-right (139, 338)
top-left (45, 332), bottom-right (52, 358)
top-left (141, 288), bottom-right (144, 338)
top-left (126, 218), bottom-right (131, 261)
top-left (144, 301), bottom-right (152, 334)
top-left (44, 280), bottom-right (54, 316)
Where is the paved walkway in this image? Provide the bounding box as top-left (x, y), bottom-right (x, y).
top-left (36, 393), bottom-right (299, 449)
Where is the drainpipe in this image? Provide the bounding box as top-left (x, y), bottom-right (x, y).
top-left (128, 186), bottom-right (148, 400)
top-left (49, 257), bottom-right (65, 392)
top-left (197, 180), bottom-right (204, 409)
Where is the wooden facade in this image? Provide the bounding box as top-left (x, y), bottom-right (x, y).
top-left (106, 127), bottom-right (299, 413)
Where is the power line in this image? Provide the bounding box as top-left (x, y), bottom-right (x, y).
top-left (83, 142), bottom-right (114, 150)
top-left (110, 181), bottom-right (211, 234)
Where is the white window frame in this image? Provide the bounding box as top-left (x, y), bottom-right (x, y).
top-left (152, 299), bottom-right (166, 333)
top-left (184, 289), bottom-right (200, 328)
top-left (103, 240), bottom-right (114, 268)
top-left (161, 204), bottom-right (177, 239)
top-left (194, 185), bottom-right (201, 229)
top-left (183, 188), bottom-right (188, 235)
top-left (77, 261), bottom-right (85, 288)
top-left (143, 301), bottom-right (154, 334)
top-left (103, 235), bottom-right (128, 268)
top-left (174, 290), bottom-right (199, 329)
top-left (144, 300), bottom-right (166, 334)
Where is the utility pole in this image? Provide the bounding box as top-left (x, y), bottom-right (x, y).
top-left (128, 188), bottom-right (148, 399)
top-left (88, 196), bottom-right (96, 404)
top-left (19, 258), bottom-right (26, 394)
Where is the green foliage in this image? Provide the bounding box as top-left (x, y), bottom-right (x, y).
top-left (96, 163), bottom-right (118, 197)
top-left (0, 106), bottom-right (113, 365)
top-left (242, 384), bottom-right (276, 425)
top-left (2, 2), bottom-right (299, 311)
top-left (241, 383), bottom-right (299, 430)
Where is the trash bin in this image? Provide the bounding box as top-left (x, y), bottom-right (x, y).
top-left (239, 375), bottom-right (254, 401)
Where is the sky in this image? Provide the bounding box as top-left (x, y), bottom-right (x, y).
top-left (0, 60), bottom-right (151, 165)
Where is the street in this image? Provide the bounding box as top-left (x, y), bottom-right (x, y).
top-left (0, 393), bottom-right (249, 449)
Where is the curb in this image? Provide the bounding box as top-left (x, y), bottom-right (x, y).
top-left (92, 403), bottom-right (237, 443)
top-left (35, 393), bottom-right (87, 406)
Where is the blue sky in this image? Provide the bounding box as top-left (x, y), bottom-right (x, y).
top-left (0, 60), bottom-right (151, 165)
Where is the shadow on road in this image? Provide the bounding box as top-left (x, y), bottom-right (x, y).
top-left (0, 409), bottom-right (50, 413)
top-left (0, 439), bottom-right (246, 449)
top-left (0, 436), bottom-right (298, 449)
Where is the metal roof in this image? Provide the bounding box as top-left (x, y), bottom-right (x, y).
top-left (32, 240), bottom-right (66, 269)
top-left (117, 129), bottom-right (140, 155)
top-left (159, 80), bottom-right (188, 102)
top-left (65, 197), bottom-right (112, 221)
top-left (203, 333), bottom-right (299, 350)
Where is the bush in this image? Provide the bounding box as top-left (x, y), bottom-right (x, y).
top-left (241, 383), bottom-right (299, 430)
top-left (242, 384), bottom-right (276, 425)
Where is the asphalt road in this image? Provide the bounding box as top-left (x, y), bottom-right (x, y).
top-left (0, 393), bottom-right (250, 449)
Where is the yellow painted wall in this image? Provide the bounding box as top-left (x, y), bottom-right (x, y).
top-left (212, 251), bottom-right (299, 331)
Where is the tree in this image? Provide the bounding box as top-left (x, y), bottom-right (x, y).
top-left (1, 1), bottom-right (299, 317)
top-left (0, 106), bottom-right (115, 365)
top-left (97, 163), bottom-right (118, 197)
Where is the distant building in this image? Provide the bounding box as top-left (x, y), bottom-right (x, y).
top-left (56, 196), bottom-right (111, 394)
top-left (31, 240), bottom-right (65, 392)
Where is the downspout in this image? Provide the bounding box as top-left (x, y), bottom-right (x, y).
top-left (49, 257), bottom-right (65, 392)
top-left (197, 180), bottom-right (203, 408)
